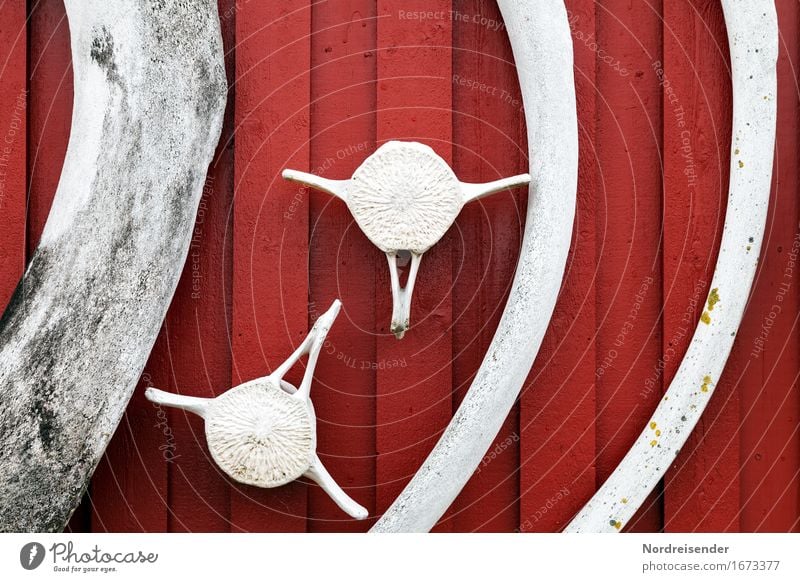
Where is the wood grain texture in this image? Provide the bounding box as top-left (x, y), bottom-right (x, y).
top-left (593, 0), bottom-right (664, 532)
top-left (738, 0), bottom-right (800, 533)
top-left (165, 0), bottom-right (236, 533)
top-left (450, 0), bottom-right (522, 533)
top-left (307, 0), bottom-right (377, 532)
top-left (0, 0), bottom-right (26, 312)
top-left (232, 0), bottom-right (311, 532)
top-left (661, 0), bottom-right (737, 532)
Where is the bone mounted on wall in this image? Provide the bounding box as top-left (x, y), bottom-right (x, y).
top-left (370, 0), bottom-right (579, 532)
top-left (565, 0), bottom-right (778, 533)
top-left (282, 140), bottom-right (530, 339)
top-left (0, 0), bottom-right (227, 532)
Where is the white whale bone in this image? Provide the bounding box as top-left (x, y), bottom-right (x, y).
top-left (387, 252), bottom-right (422, 340)
top-left (370, 0), bottom-right (578, 531)
top-left (144, 300), bottom-right (368, 520)
top-left (283, 140), bottom-right (530, 339)
top-left (304, 455), bottom-right (369, 520)
top-left (144, 389), bottom-right (211, 419)
top-left (0, 0), bottom-right (227, 532)
top-left (565, 0), bottom-right (778, 533)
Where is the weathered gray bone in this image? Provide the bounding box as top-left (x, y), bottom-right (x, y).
top-left (371, 0), bottom-right (578, 531)
top-left (145, 300), bottom-right (368, 520)
top-left (0, 0), bottom-right (227, 532)
top-left (565, 0), bottom-right (778, 533)
top-left (283, 140), bottom-right (530, 339)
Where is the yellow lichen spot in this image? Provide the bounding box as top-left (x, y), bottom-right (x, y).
top-left (701, 384), bottom-right (709, 393)
top-left (621, 498), bottom-right (628, 504)
top-left (650, 439), bottom-right (657, 447)
top-left (734, 148), bottom-right (740, 155)
top-left (701, 375), bottom-right (712, 393)
top-left (707, 288), bottom-right (720, 311)
top-left (650, 421), bottom-right (657, 430)
top-left (703, 375), bottom-right (712, 383)
top-left (701, 311), bottom-right (711, 324)
top-left (739, 160), bottom-right (745, 168)
top-left (746, 245), bottom-right (752, 252)
top-left (614, 521), bottom-right (622, 530)
top-left (655, 430), bottom-right (662, 437)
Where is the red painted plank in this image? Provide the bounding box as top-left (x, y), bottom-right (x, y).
top-left (164, 0), bottom-right (236, 533)
top-left (90, 353), bottom-right (170, 532)
top-left (306, 0), bottom-right (377, 532)
top-left (27, 0), bottom-right (70, 256)
top-left (660, 0), bottom-right (738, 532)
top-left (232, 1), bottom-right (311, 532)
top-left (737, 0), bottom-right (800, 533)
top-left (374, 0), bottom-right (454, 532)
top-left (593, 0), bottom-right (664, 532)
top-left (449, 1), bottom-right (523, 533)
top-left (0, 0), bottom-right (26, 312)
top-left (518, 0), bottom-right (597, 533)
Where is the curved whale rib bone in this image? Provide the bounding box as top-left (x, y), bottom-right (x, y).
top-left (144, 300), bottom-right (368, 520)
top-left (371, 0), bottom-right (578, 532)
top-left (565, 0), bottom-right (778, 533)
top-left (283, 140), bottom-right (530, 339)
top-left (0, 0), bottom-right (227, 532)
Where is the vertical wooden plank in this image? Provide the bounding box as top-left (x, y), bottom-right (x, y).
top-left (449, 1), bottom-right (523, 532)
top-left (738, 0), bottom-right (800, 533)
top-left (518, 0), bottom-right (597, 533)
top-left (90, 350), bottom-right (170, 531)
top-left (307, 0), bottom-right (377, 532)
top-left (661, 0), bottom-right (738, 532)
top-left (374, 0), bottom-right (453, 531)
top-left (233, 1), bottom-right (311, 532)
top-left (0, 0), bottom-right (26, 312)
top-left (593, 0), bottom-right (664, 532)
top-left (164, 0), bottom-right (236, 533)
top-left (27, 0), bottom-right (70, 256)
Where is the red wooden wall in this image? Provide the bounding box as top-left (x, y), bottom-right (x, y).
top-left (1, 0), bottom-right (798, 533)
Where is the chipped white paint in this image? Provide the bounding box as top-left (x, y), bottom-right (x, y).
top-left (146, 300), bottom-right (368, 520)
top-left (371, 0), bottom-right (578, 532)
top-left (566, 0), bottom-right (778, 533)
top-left (0, 0), bottom-right (227, 532)
top-left (283, 141), bottom-right (530, 339)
